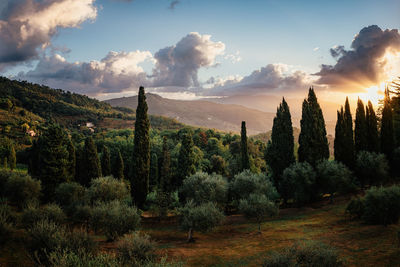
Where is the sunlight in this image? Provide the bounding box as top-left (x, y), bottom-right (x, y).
top-left (358, 82), bottom-right (386, 107)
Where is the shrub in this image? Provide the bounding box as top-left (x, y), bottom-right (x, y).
top-left (229, 170), bottom-right (279, 207)
top-left (5, 171), bottom-right (41, 208)
top-left (0, 204), bottom-right (14, 245)
top-left (239, 193), bottom-right (278, 233)
top-left (0, 169), bottom-right (10, 197)
top-left (90, 200), bottom-right (141, 241)
top-left (21, 203), bottom-right (65, 228)
top-left (179, 201), bottom-right (225, 242)
top-left (316, 160), bottom-right (355, 198)
top-left (49, 249), bottom-right (118, 267)
top-left (55, 182), bottom-right (86, 208)
top-left (71, 205), bottom-right (92, 227)
top-left (345, 197), bottom-right (365, 219)
top-left (88, 176), bottom-right (130, 204)
top-left (281, 162), bottom-right (316, 205)
top-left (362, 185), bottom-right (400, 225)
top-left (116, 232), bottom-right (156, 266)
top-left (262, 241), bottom-right (343, 267)
top-left (355, 151), bottom-right (389, 186)
top-left (179, 172), bottom-right (228, 206)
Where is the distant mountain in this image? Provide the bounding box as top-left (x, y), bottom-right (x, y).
top-left (206, 94), bottom-right (338, 135)
top-left (105, 94), bottom-right (276, 134)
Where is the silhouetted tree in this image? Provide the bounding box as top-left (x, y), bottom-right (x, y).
top-left (114, 150), bottom-right (124, 180)
top-left (334, 107), bottom-right (345, 164)
top-left (132, 86), bottom-right (150, 208)
top-left (101, 146), bottom-right (111, 177)
top-left (9, 145), bottom-right (16, 171)
top-left (355, 98), bottom-right (368, 153)
top-left (176, 133), bottom-right (195, 189)
top-left (66, 138), bottom-right (76, 180)
top-left (366, 101), bottom-right (379, 153)
top-left (298, 88), bottom-right (329, 166)
top-left (159, 136), bottom-right (171, 191)
top-left (381, 87), bottom-right (394, 161)
top-left (80, 137), bottom-right (101, 186)
top-left (265, 98), bottom-right (295, 189)
top-left (342, 97), bottom-right (355, 168)
top-left (240, 121), bottom-right (250, 170)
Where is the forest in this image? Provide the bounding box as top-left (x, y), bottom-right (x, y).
top-left (0, 77), bottom-right (400, 266)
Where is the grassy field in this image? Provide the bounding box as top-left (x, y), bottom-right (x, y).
top-left (1, 197), bottom-right (399, 266)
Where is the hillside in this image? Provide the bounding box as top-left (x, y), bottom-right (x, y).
top-left (105, 94), bottom-right (276, 134)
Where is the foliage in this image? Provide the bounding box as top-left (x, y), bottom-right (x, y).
top-left (355, 151), bottom-right (389, 186)
top-left (0, 204), bottom-right (14, 245)
top-left (281, 162), bottom-right (316, 205)
top-left (240, 121), bottom-right (250, 170)
top-left (88, 176), bottom-right (130, 204)
top-left (79, 137), bottom-right (102, 186)
top-left (132, 86), bottom-right (151, 208)
top-left (176, 132), bottom-right (196, 189)
top-left (354, 98), bottom-right (368, 153)
top-left (159, 136), bottom-right (171, 192)
top-left (90, 200), bottom-right (141, 241)
top-left (262, 241), bottom-right (343, 267)
top-left (316, 160), bottom-right (355, 197)
top-left (21, 203), bottom-right (66, 228)
top-left (265, 98), bottom-right (295, 190)
top-left (334, 98), bottom-right (355, 168)
top-left (116, 231), bottom-right (156, 266)
top-left (4, 171), bottom-right (41, 208)
top-left (49, 249), bottom-right (118, 267)
top-left (55, 182), bottom-right (86, 209)
top-left (345, 197), bottom-right (365, 219)
top-left (101, 146), bottom-right (112, 177)
top-left (365, 101), bottom-right (380, 153)
top-left (298, 87), bottom-right (329, 166)
top-left (114, 150), bottom-right (124, 180)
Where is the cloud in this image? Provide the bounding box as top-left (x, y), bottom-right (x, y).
top-left (151, 32), bottom-right (225, 88)
top-left (18, 50), bottom-right (153, 95)
top-left (315, 25), bottom-right (400, 90)
top-left (313, 47), bottom-right (319, 51)
top-left (0, 0), bottom-right (97, 71)
top-left (205, 64), bottom-right (314, 96)
top-left (168, 0), bottom-right (180, 10)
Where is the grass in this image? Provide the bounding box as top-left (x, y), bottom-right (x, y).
top-left (1, 198), bottom-right (399, 266)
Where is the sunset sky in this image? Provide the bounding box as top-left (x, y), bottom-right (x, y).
top-left (1, 0), bottom-right (400, 105)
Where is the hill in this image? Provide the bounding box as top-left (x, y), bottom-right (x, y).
top-left (105, 94), bottom-right (276, 135)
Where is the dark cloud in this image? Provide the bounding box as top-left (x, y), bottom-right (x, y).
top-left (169, 0), bottom-right (180, 10)
top-left (315, 25), bottom-right (400, 90)
top-left (0, 0), bottom-right (97, 71)
top-left (205, 64), bottom-right (312, 96)
top-left (151, 32), bottom-right (225, 88)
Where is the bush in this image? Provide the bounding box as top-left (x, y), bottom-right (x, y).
top-left (5, 171), bottom-right (41, 208)
top-left (281, 162), bottom-right (316, 205)
top-left (88, 176), bottom-right (130, 204)
top-left (116, 232), bottom-right (156, 266)
top-left (345, 197), bottom-right (365, 219)
top-left (90, 200), bottom-right (141, 241)
top-left (179, 201), bottom-right (225, 242)
top-left (262, 241), bottom-right (343, 267)
top-left (55, 182), bottom-right (86, 208)
top-left (239, 193), bottom-right (278, 233)
top-left (71, 205), bottom-right (92, 227)
top-left (362, 185), bottom-right (400, 225)
top-left (355, 151), bottom-right (389, 186)
top-left (229, 170), bottom-right (279, 207)
top-left (49, 249), bottom-right (118, 267)
top-left (0, 204), bottom-right (14, 245)
top-left (316, 160), bottom-right (355, 198)
top-left (0, 169), bottom-right (10, 197)
top-left (21, 203), bottom-right (66, 228)
top-left (179, 172), bottom-right (228, 206)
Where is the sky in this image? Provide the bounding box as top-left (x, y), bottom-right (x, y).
top-left (1, 0), bottom-right (400, 105)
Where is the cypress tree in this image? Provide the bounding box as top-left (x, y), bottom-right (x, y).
top-left (265, 98), bottom-right (295, 187)
top-left (81, 137), bottom-right (101, 186)
top-left (150, 153), bottom-right (159, 190)
top-left (334, 107), bottom-right (345, 164)
top-left (342, 97), bottom-right (355, 168)
top-left (2, 157), bottom-right (7, 169)
top-left (380, 87), bottom-right (395, 160)
top-left (66, 138), bottom-right (76, 180)
top-left (366, 101), bottom-right (379, 152)
top-left (354, 98), bottom-right (368, 153)
top-left (9, 145), bottom-right (16, 171)
top-left (176, 133), bottom-right (195, 188)
top-left (240, 121), bottom-right (250, 171)
top-left (160, 136), bottom-right (171, 192)
top-left (115, 150), bottom-right (124, 180)
top-left (101, 145), bottom-right (111, 177)
top-left (132, 86), bottom-right (150, 208)
top-left (298, 87), bottom-right (329, 166)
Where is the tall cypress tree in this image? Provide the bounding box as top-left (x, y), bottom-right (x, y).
top-left (240, 121), bottom-right (250, 171)
top-left (149, 153), bottom-right (159, 190)
top-left (265, 98), bottom-right (295, 186)
top-left (160, 136), bottom-right (171, 192)
top-left (176, 133), bottom-right (195, 188)
top-left (298, 87), bottom-right (329, 166)
top-left (334, 107), bottom-right (345, 164)
top-left (132, 86), bottom-right (150, 208)
top-left (66, 138), bottom-right (76, 181)
top-left (9, 145), bottom-right (16, 171)
top-left (114, 150), bottom-right (124, 180)
top-left (380, 87), bottom-right (394, 160)
top-left (101, 146), bottom-right (111, 176)
top-left (354, 98), bottom-right (368, 153)
top-left (342, 97), bottom-right (355, 168)
top-left (81, 137), bottom-right (101, 186)
top-left (366, 101), bottom-right (379, 152)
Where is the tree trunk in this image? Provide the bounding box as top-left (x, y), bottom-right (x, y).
top-left (187, 228), bottom-right (195, 243)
